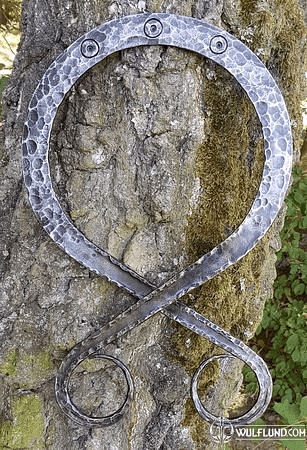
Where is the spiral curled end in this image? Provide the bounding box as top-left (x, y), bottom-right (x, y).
top-left (54, 354), bottom-right (134, 427)
top-left (191, 354), bottom-right (273, 427)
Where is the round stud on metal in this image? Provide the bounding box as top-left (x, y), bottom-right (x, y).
top-left (144, 18), bottom-right (163, 38)
top-left (81, 39), bottom-right (99, 58)
top-left (210, 35), bottom-right (228, 54)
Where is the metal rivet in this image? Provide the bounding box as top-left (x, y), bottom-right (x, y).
top-left (209, 35), bottom-right (228, 54)
top-left (81, 39), bottom-right (99, 58)
top-left (144, 18), bottom-right (163, 38)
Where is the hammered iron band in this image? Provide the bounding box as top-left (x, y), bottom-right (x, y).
top-left (22, 13), bottom-right (292, 427)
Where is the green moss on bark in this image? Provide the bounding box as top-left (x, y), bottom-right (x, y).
top-left (172, 58), bottom-right (264, 371)
top-left (0, 348), bottom-right (54, 388)
top-left (0, 349), bottom-right (18, 377)
top-left (0, 395), bottom-right (44, 449)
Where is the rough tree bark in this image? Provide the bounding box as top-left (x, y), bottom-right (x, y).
top-left (0, 0), bottom-right (306, 449)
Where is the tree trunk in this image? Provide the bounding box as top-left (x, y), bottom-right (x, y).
top-left (0, 1), bottom-right (306, 449)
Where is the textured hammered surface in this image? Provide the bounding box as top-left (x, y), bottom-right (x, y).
top-left (22, 13), bottom-right (292, 427)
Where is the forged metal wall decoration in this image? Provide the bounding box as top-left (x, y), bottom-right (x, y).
top-left (22, 13), bottom-right (292, 427)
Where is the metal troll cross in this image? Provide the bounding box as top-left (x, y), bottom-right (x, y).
top-left (22, 13), bottom-right (292, 427)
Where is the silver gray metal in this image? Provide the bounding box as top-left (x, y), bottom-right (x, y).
top-left (22, 13), bottom-right (292, 427)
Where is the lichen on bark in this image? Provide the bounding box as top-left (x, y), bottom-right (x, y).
top-left (0, 394), bottom-right (44, 449)
top-left (0, 0), bottom-right (306, 449)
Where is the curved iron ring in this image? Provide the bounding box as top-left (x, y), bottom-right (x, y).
top-left (22, 13), bottom-right (292, 427)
